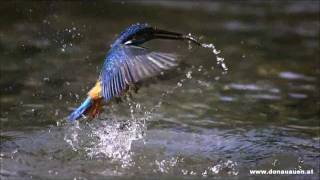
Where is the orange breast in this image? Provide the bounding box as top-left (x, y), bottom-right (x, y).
top-left (88, 81), bottom-right (102, 100)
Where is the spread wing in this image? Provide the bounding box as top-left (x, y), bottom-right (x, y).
top-left (100, 45), bottom-right (178, 101)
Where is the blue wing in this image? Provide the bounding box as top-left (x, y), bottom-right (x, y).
top-left (100, 45), bottom-right (178, 101)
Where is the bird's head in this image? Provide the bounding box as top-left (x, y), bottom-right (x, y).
top-left (111, 23), bottom-right (200, 48)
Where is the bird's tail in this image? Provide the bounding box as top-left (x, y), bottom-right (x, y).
top-left (68, 97), bottom-right (103, 121)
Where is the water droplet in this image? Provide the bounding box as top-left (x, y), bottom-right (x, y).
top-left (213, 49), bottom-right (221, 54)
top-left (272, 159), bottom-right (278, 166)
top-left (202, 170), bottom-right (208, 177)
top-left (221, 62), bottom-right (228, 71)
top-left (186, 71), bottom-right (192, 79)
top-left (216, 57), bottom-right (228, 71)
top-left (55, 109), bottom-right (59, 116)
top-left (216, 57), bottom-right (224, 63)
top-left (43, 77), bottom-right (50, 82)
top-left (187, 34), bottom-right (193, 50)
top-left (199, 42), bottom-right (228, 72)
top-left (182, 169), bottom-right (188, 175)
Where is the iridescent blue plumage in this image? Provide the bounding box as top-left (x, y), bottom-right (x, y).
top-left (100, 23), bottom-right (180, 102)
top-left (111, 23), bottom-right (151, 48)
top-left (69, 23), bottom-right (199, 121)
top-left (68, 97), bottom-right (92, 121)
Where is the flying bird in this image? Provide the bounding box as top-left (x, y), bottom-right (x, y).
top-left (68, 23), bottom-right (200, 121)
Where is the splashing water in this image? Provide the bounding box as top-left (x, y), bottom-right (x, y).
top-left (185, 33), bottom-right (228, 72)
top-left (85, 119), bottom-right (146, 167)
top-left (152, 156), bottom-right (239, 177)
top-left (64, 100), bottom-right (148, 167)
top-left (63, 87), bottom-right (188, 168)
top-left (180, 159), bottom-right (238, 177)
top-left (63, 33), bottom-right (228, 170)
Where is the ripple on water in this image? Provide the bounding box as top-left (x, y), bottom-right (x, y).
top-left (227, 83), bottom-right (281, 94)
top-left (279, 71), bottom-right (316, 81)
top-left (288, 93), bottom-right (308, 99)
top-left (219, 96), bottom-right (236, 102)
top-left (248, 94), bottom-right (282, 100)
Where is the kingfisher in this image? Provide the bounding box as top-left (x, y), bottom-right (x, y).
top-left (68, 23), bottom-right (201, 121)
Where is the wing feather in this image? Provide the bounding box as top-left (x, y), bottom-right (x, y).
top-left (100, 45), bottom-right (178, 101)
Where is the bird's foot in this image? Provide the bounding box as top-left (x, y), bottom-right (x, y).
top-left (87, 98), bottom-right (103, 119)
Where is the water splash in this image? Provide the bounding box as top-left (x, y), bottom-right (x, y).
top-left (63, 33), bottom-right (229, 171)
top-left (64, 100), bottom-right (147, 167)
top-left (63, 121), bottom-right (81, 151)
top-left (85, 119), bottom-right (146, 167)
top-left (185, 33), bottom-right (228, 72)
top-left (153, 156), bottom-right (239, 177)
top-left (208, 160), bottom-right (238, 176)
top-left (63, 81), bottom-right (189, 166)
top-left (154, 157), bottom-right (180, 174)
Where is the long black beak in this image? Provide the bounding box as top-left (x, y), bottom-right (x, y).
top-left (152, 28), bottom-right (202, 46)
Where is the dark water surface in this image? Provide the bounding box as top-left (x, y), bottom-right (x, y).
top-left (0, 1), bottom-right (319, 180)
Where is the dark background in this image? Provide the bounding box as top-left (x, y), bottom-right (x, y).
top-left (0, 1), bottom-right (319, 180)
